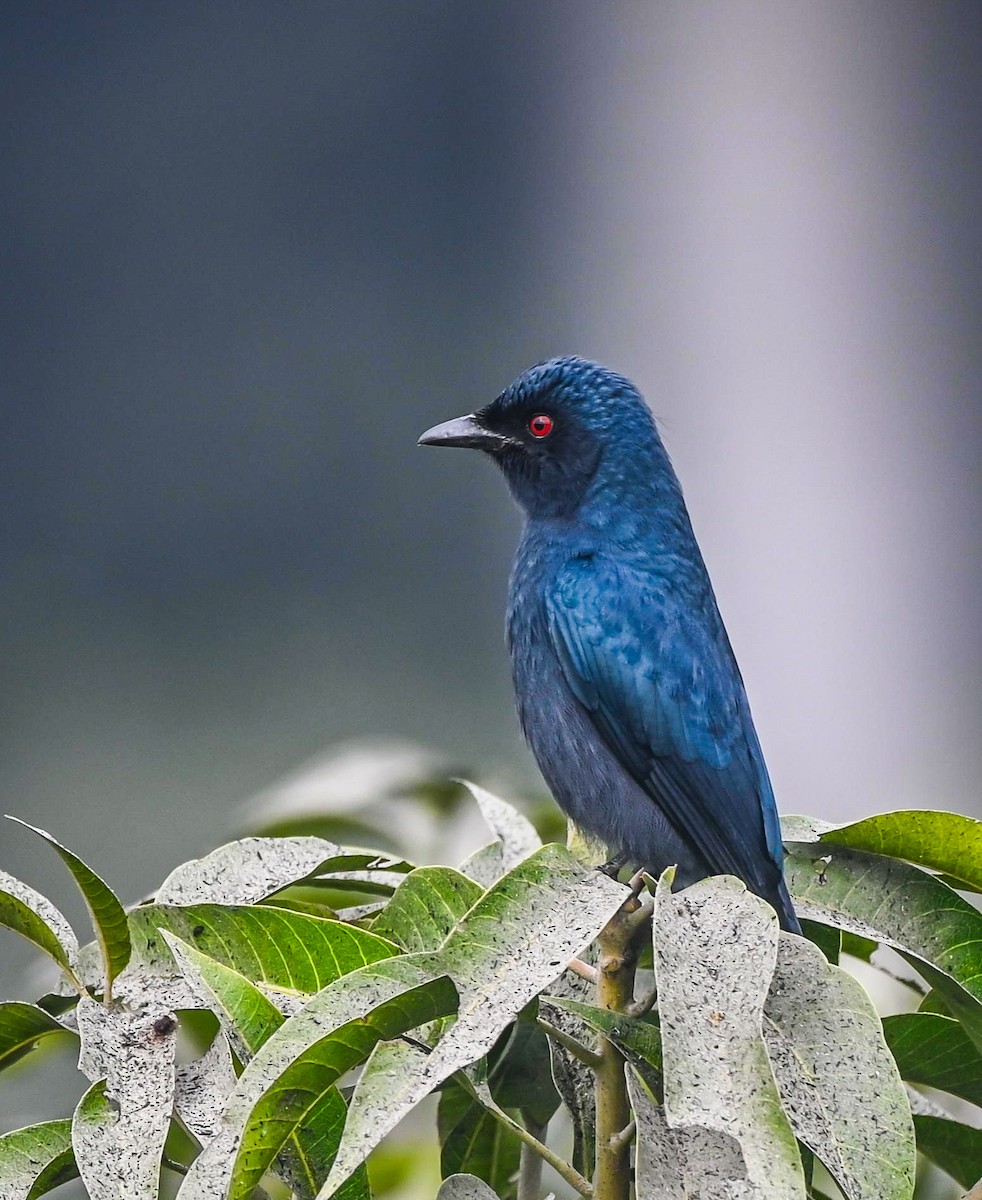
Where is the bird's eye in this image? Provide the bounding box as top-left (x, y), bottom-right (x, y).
top-left (528, 413), bottom-right (554, 439)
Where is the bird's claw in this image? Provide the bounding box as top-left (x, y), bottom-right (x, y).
top-left (597, 854), bottom-right (629, 879)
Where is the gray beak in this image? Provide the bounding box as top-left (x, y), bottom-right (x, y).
top-left (417, 413), bottom-right (510, 451)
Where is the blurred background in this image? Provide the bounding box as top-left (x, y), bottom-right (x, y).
top-left (1, 2), bottom-right (981, 1190)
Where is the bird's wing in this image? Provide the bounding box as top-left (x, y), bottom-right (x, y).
top-left (545, 554), bottom-right (784, 892)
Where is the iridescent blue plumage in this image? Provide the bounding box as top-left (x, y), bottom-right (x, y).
top-left (419, 356), bottom-right (799, 932)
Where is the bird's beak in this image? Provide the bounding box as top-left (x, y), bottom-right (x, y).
top-left (417, 413), bottom-right (510, 451)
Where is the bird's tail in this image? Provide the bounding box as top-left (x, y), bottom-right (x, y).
top-left (773, 875), bottom-right (802, 935)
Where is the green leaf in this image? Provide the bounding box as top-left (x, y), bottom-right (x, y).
top-left (841, 932), bottom-right (878, 962)
top-left (438, 1077), bottom-right (520, 1200)
top-left (175, 957), bottom-right (459, 1200)
top-left (130, 902), bottom-right (399, 994)
top-left (882, 1012), bottom-right (982, 1107)
top-left (799, 919), bottom-right (840, 965)
top-left (0, 1120), bottom-right (76, 1200)
top-left (321, 844), bottom-right (628, 1197)
top-left (0, 869), bottom-right (81, 989)
top-left (8, 817), bottom-right (131, 999)
top-left (372, 866), bottom-right (483, 953)
top-left (785, 841), bottom-right (982, 1013)
top-left (763, 934), bottom-right (915, 1200)
top-left (912, 1114), bottom-right (982, 1189)
top-left (167, 938), bottom-right (368, 1200)
top-left (299, 872), bottom-right (402, 898)
top-left (904, 958), bottom-right (982, 1055)
top-left (820, 810), bottom-right (982, 892)
top-left (487, 1015), bottom-right (560, 1127)
top-left (544, 996), bottom-right (662, 1082)
top-left (0, 1002), bottom-right (74, 1072)
top-left (278, 1088), bottom-right (370, 1200)
top-left (918, 990), bottom-right (950, 1016)
top-left (164, 935), bottom-right (286, 1060)
top-left (654, 873), bottom-right (805, 1199)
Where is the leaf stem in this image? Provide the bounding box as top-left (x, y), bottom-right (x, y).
top-left (536, 1016), bottom-right (603, 1068)
top-left (481, 1095), bottom-right (593, 1198)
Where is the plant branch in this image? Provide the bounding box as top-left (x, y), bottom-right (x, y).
top-left (608, 1120), bottom-right (635, 1153)
top-left (593, 892), bottom-right (648, 1200)
top-left (537, 1016), bottom-right (603, 1068)
top-left (568, 956), bottom-right (599, 984)
top-left (628, 984), bottom-right (657, 1018)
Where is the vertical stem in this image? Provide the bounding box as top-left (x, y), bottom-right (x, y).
top-left (593, 900), bottom-right (645, 1200)
top-left (517, 1118), bottom-right (547, 1200)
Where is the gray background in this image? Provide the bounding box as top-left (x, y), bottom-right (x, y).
top-left (1, 1), bottom-right (980, 1162)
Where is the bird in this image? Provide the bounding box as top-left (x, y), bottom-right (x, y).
top-left (418, 356), bottom-right (800, 933)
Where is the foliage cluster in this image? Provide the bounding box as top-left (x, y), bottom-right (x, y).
top-left (2, 773), bottom-right (982, 1200)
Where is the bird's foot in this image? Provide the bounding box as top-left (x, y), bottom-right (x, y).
top-left (597, 853), bottom-right (629, 879)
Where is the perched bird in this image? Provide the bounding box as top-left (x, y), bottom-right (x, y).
top-left (419, 356), bottom-right (799, 933)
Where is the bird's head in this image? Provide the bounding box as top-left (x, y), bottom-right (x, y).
top-left (418, 356), bottom-right (663, 520)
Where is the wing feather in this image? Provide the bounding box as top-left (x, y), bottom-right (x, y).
top-left (546, 555), bottom-right (784, 895)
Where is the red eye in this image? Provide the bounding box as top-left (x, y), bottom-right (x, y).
top-left (528, 413), bottom-right (554, 439)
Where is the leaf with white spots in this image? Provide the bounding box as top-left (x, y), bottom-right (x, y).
top-left (72, 997), bottom-right (177, 1200)
top-left (459, 843), bottom-right (506, 888)
top-left (763, 933), bottom-right (915, 1200)
top-left (628, 1067), bottom-right (750, 1199)
top-left (436, 1174), bottom-right (503, 1200)
top-left (174, 1032), bottom-right (238, 1146)
top-left (320, 844), bottom-right (627, 1196)
top-left (459, 781), bottom-right (541, 872)
top-left (654, 872), bottom-right (805, 1200)
top-left (155, 836), bottom-right (349, 905)
top-left (539, 966), bottom-right (597, 1179)
top-left (0, 1120), bottom-right (77, 1200)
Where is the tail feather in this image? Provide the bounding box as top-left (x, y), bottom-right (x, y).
top-left (772, 875), bottom-right (801, 935)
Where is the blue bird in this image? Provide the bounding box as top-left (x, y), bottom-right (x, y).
top-left (419, 356), bottom-right (800, 933)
